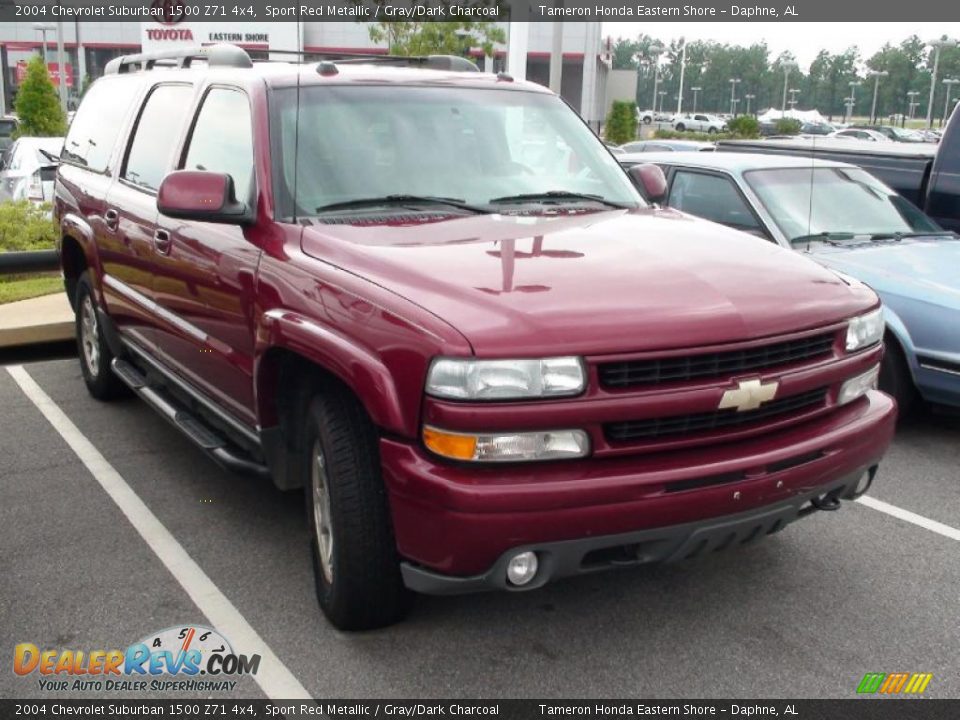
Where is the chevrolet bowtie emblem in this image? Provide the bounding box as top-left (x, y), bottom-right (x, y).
top-left (718, 378), bottom-right (779, 412)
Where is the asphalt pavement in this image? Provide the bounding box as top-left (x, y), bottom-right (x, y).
top-left (1, 355), bottom-right (958, 700)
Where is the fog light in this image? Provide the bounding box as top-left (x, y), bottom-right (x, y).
top-left (506, 551), bottom-right (539, 586)
top-left (838, 364), bottom-right (880, 405)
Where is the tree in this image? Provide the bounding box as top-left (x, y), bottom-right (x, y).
top-left (367, 20), bottom-right (505, 57)
top-left (611, 38), bottom-right (642, 70)
top-left (605, 101), bottom-right (636, 145)
top-left (13, 55), bottom-right (67, 138)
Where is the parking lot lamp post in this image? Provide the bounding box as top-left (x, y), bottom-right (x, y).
top-left (745, 93), bottom-right (755, 115)
top-left (848, 81), bottom-right (861, 120)
top-left (729, 77), bottom-right (740, 116)
top-left (907, 90), bottom-right (920, 121)
top-left (33, 23), bottom-right (55, 64)
top-left (657, 90), bottom-right (666, 113)
top-left (942, 78), bottom-right (959, 126)
top-left (648, 44), bottom-right (664, 115)
top-left (867, 70), bottom-right (888, 123)
top-left (780, 61), bottom-right (797, 111)
top-left (691, 86), bottom-right (701, 113)
top-left (926, 38), bottom-right (957, 128)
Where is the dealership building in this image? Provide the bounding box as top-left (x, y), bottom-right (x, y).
top-left (0, 21), bottom-right (610, 126)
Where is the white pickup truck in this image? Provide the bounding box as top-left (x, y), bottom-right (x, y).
top-left (673, 113), bottom-right (727, 133)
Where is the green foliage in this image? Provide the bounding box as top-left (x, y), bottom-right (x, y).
top-left (725, 115), bottom-right (761, 138)
top-left (367, 20), bottom-right (505, 57)
top-left (0, 201), bottom-right (58, 252)
top-left (605, 101), bottom-right (637, 145)
top-left (774, 118), bottom-right (803, 135)
top-left (13, 55), bottom-right (67, 138)
top-left (654, 129), bottom-right (733, 141)
top-left (0, 275), bottom-right (62, 305)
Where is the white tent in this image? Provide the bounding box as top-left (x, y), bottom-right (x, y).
top-left (756, 108), bottom-right (829, 124)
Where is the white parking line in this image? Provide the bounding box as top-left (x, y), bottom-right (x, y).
top-left (6, 365), bottom-right (311, 701)
top-left (858, 495), bottom-right (960, 543)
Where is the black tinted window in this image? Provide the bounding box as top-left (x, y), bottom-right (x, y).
top-left (182, 88), bottom-right (254, 196)
top-left (123, 84), bottom-right (193, 191)
top-left (63, 78), bottom-right (140, 172)
top-left (668, 171), bottom-right (759, 230)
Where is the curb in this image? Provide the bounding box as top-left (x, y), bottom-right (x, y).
top-left (0, 292), bottom-right (75, 349)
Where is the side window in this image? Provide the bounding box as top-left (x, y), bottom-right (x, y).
top-left (695, 115), bottom-right (708, 122)
top-left (63, 78), bottom-right (140, 173)
top-left (182, 88), bottom-right (254, 197)
top-left (123, 84), bottom-right (193, 192)
top-left (667, 171), bottom-right (760, 230)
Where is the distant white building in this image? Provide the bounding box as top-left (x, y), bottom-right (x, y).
top-left (0, 21), bottom-right (609, 127)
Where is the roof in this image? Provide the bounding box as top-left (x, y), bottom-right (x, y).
top-left (718, 137), bottom-right (936, 158)
top-left (618, 150), bottom-right (854, 172)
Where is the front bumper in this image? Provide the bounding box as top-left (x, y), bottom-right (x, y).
top-left (380, 390), bottom-right (896, 587)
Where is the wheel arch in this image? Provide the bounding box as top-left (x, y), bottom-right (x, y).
top-left (59, 214), bottom-right (98, 310)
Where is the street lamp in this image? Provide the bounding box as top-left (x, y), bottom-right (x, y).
top-left (33, 22), bottom-right (55, 64)
top-left (866, 70), bottom-right (889, 124)
top-left (745, 93), bottom-right (755, 115)
top-left (847, 80), bottom-right (862, 120)
top-left (926, 38), bottom-right (957, 128)
top-left (942, 78), bottom-right (959, 127)
top-left (729, 77), bottom-right (741, 116)
top-left (691, 86), bottom-right (702, 113)
top-left (780, 60), bottom-right (797, 112)
top-left (647, 44), bottom-right (664, 114)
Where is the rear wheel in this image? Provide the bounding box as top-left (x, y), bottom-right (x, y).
top-left (643, 115), bottom-right (652, 125)
top-left (75, 272), bottom-right (126, 401)
top-left (300, 382), bottom-right (409, 630)
top-left (675, 123), bottom-right (686, 132)
top-left (879, 335), bottom-right (917, 417)
top-left (708, 127), bottom-right (718, 134)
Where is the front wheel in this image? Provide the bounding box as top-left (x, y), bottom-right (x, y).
top-left (708, 127), bottom-right (718, 134)
top-left (675, 123), bottom-right (686, 132)
top-left (301, 383), bottom-right (409, 630)
top-left (879, 336), bottom-right (917, 417)
top-left (75, 272), bottom-right (127, 401)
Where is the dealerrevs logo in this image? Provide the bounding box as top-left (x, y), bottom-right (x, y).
top-left (13, 625), bottom-right (259, 693)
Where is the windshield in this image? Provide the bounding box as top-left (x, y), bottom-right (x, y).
top-left (271, 85), bottom-right (641, 219)
top-left (744, 167), bottom-right (940, 241)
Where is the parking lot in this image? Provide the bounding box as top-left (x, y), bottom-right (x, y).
top-left (2, 355), bottom-right (959, 700)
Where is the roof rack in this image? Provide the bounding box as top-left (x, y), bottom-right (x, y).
top-left (327, 54), bottom-right (480, 72)
top-left (104, 44), bottom-right (252, 75)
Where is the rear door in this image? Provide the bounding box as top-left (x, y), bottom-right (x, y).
top-left (152, 84), bottom-right (261, 425)
top-left (101, 83), bottom-right (194, 349)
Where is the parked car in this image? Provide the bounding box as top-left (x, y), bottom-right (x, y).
top-left (637, 108), bottom-right (674, 124)
top-left (850, 125), bottom-right (925, 143)
top-left (799, 122), bottom-right (836, 136)
top-left (0, 136), bottom-right (62, 205)
top-left (623, 150), bottom-right (959, 411)
top-left (618, 140), bottom-right (715, 153)
top-left (673, 113), bottom-right (727, 134)
top-left (829, 128), bottom-right (892, 142)
top-left (0, 115), bottom-right (18, 151)
top-left (57, 45), bottom-right (895, 630)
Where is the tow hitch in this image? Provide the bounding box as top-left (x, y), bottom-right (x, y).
top-left (810, 466), bottom-right (878, 511)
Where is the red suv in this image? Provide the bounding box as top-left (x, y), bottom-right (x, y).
top-left (56, 46), bottom-right (896, 630)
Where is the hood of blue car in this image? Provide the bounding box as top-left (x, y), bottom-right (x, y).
top-left (806, 237), bottom-right (960, 310)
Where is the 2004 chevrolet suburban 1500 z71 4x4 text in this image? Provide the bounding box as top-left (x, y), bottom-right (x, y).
top-left (55, 46), bottom-right (896, 630)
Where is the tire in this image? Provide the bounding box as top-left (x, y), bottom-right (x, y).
top-left (708, 127), bottom-right (718, 134)
top-left (643, 116), bottom-right (652, 125)
top-left (75, 272), bottom-right (127, 401)
top-left (300, 382), bottom-right (409, 630)
top-left (879, 335), bottom-right (917, 417)
top-left (675, 123), bottom-right (686, 132)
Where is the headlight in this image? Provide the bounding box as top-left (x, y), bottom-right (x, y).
top-left (846, 308), bottom-right (884, 352)
top-left (838, 364), bottom-right (880, 405)
top-left (426, 357), bottom-right (585, 401)
top-left (423, 426), bottom-right (590, 462)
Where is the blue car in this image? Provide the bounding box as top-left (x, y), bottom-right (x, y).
top-left (620, 151), bottom-right (960, 411)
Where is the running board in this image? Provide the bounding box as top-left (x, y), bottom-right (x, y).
top-left (111, 358), bottom-right (271, 479)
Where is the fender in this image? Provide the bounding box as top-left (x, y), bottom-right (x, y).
top-left (59, 212), bottom-right (101, 301)
top-left (256, 309), bottom-right (409, 437)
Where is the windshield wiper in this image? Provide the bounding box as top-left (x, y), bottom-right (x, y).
top-left (487, 191), bottom-right (631, 209)
top-left (315, 194), bottom-right (488, 214)
top-left (865, 231), bottom-right (957, 241)
top-left (38, 148), bottom-right (61, 164)
top-left (789, 232), bottom-right (857, 247)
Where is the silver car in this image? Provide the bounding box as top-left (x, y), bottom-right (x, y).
top-left (0, 136), bottom-right (63, 205)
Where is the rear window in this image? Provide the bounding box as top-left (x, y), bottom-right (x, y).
top-left (63, 78), bottom-right (141, 173)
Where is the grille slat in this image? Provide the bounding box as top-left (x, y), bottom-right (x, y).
top-left (605, 387), bottom-right (828, 443)
top-left (599, 334), bottom-right (835, 388)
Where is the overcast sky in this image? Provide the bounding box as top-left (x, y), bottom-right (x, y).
top-left (602, 22), bottom-right (960, 67)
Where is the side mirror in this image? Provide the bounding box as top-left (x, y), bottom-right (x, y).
top-left (157, 170), bottom-right (253, 225)
top-left (628, 163), bottom-right (667, 205)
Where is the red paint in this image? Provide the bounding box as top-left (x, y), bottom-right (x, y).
top-left (56, 62), bottom-right (896, 581)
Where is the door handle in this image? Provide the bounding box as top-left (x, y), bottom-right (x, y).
top-left (153, 229), bottom-right (172, 255)
top-left (104, 208), bottom-right (119, 231)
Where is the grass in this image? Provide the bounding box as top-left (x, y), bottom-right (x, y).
top-left (0, 274), bottom-right (63, 305)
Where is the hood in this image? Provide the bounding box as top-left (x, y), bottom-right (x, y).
top-left (301, 209), bottom-right (876, 357)
top-left (808, 238), bottom-right (960, 311)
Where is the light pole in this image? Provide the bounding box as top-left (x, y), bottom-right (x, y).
top-left (729, 77), bottom-right (741, 117)
top-left (657, 90), bottom-right (666, 113)
top-left (781, 60), bottom-right (797, 112)
top-left (942, 78), bottom-right (959, 127)
top-left (745, 93), bottom-right (755, 115)
top-left (648, 44), bottom-right (664, 113)
top-left (867, 70), bottom-right (888, 124)
top-left (33, 22), bottom-right (55, 64)
top-left (691, 86), bottom-right (701, 113)
top-left (926, 38), bottom-right (957, 128)
top-left (907, 90), bottom-right (920, 120)
top-left (847, 80), bottom-right (861, 120)
top-left (676, 38), bottom-right (687, 115)
top-left (843, 96), bottom-right (855, 122)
